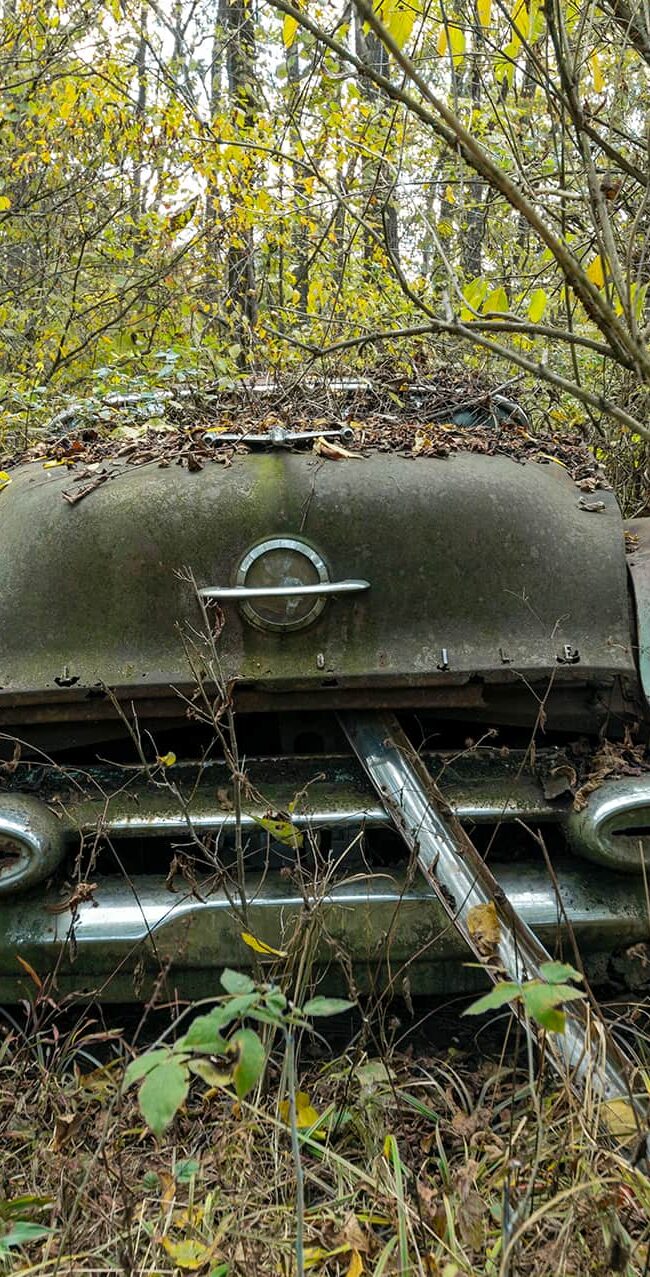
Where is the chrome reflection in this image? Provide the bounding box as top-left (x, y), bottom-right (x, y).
top-left (0, 795), bottom-right (68, 895)
top-left (567, 776), bottom-right (650, 872)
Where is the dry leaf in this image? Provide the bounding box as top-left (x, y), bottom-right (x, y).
top-left (16, 954), bottom-right (43, 989)
top-left (542, 764), bottom-right (577, 800)
top-left (51, 1112), bottom-right (83, 1152)
top-left (467, 901), bottom-right (501, 954)
top-left (336, 1212), bottom-right (370, 1254)
top-left (313, 435), bottom-right (364, 460)
top-left (453, 1161), bottom-right (486, 1252)
top-left (158, 1170), bottom-right (176, 1211)
top-left (602, 1098), bottom-right (639, 1139)
top-left (578, 496), bottom-right (606, 512)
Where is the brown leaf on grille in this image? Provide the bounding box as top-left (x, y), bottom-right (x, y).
top-left (467, 901), bottom-right (501, 955)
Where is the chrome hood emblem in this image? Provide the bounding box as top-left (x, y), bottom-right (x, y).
top-left (199, 536), bottom-right (370, 633)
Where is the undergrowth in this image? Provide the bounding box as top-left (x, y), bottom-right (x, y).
top-left (1, 997), bottom-right (649, 1276)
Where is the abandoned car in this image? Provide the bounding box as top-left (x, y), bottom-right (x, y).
top-left (2, 383), bottom-right (650, 1003)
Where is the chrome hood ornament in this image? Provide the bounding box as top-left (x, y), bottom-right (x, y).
top-left (200, 536), bottom-right (370, 632)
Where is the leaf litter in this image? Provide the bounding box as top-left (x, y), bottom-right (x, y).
top-left (1, 1001), bottom-right (650, 1275)
top-left (1, 370), bottom-right (608, 497)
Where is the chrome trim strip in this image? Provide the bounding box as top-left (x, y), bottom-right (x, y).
top-left (200, 580), bottom-right (370, 600)
top-left (340, 710), bottom-right (636, 1106)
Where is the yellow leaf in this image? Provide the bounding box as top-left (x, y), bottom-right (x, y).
top-left (240, 931), bottom-right (287, 958)
top-left (254, 814), bottom-right (303, 848)
top-left (156, 751), bottom-right (176, 767)
top-left (278, 1091), bottom-right (320, 1127)
top-left (305, 1245), bottom-right (351, 1269)
top-left (347, 1252), bottom-right (364, 1277)
top-left (43, 459), bottom-right (67, 468)
top-left (0, 195), bottom-right (11, 211)
top-left (467, 901), bottom-right (501, 954)
top-left (602, 1098), bottom-right (638, 1139)
top-left (586, 254), bottom-right (606, 288)
top-left (383, 0), bottom-right (417, 48)
top-left (0, 471), bottom-right (12, 491)
top-left (437, 23), bottom-right (448, 54)
top-left (591, 51), bottom-right (603, 93)
top-left (448, 23), bottom-right (465, 64)
top-left (461, 276), bottom-right (489, 318)
top-left (477, 0), bottom-right (491, 25)
top-left (161, 1237), bottom-right (215, 1270)
top-left (283, 13), bottom-right (298, 47)
top-left (59, 81), bottom-right (77, 122)
top-left (482, 286), bottom-right (509, 314)
top-left (527, 287), bottom-right (547, 322)
top-left (444, 184), bottom-right (455, 204)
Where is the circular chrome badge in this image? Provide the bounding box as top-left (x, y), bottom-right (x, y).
top-left (236, 538), bottom-right (329, 632)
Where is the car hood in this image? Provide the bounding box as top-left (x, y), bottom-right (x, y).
top-left (0, 450), bottom-right (635, 701)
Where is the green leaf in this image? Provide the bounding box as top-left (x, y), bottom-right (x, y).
top-left (527, 287), bottom-right (547, 323)
top-left (175, 1158), bottom-right (200, 1183)
top-left (220, 969), bottom-right (255, 995)
top-left (230, 1028), bottom-right (266, 1099)
top-left (138, 1059), bottom-right (189, 1138)
top-left (523, 981), bottom-right (585, 1033)
top-left (539, 961), bottom-right (583, 985)
top-left (180, 1011), bottom-right (230, 1054)
top-left (301, 997), bottom-right (356, 1017)
top-left (123, 1049), bottom-right (171, 1090)
top-left (463, 982), bottom-right (521, 1016)
top-left (0, 1221), bottom-right (53, 1251)
top-left (0, 1197), bottom-right (52, 1220)
top-left (264, 989), bottom-right (287, 1013)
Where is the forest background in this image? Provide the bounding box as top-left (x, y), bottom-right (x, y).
top-left (0, 0), bottom-right (649, 487)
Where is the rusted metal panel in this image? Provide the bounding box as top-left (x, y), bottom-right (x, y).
top-left (0, 453), bottom-right (634, 703)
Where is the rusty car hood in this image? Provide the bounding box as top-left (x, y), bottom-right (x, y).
top-left (0, 451), bottom-right (635, 703)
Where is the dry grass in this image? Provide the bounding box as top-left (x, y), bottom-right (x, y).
top-left (1, 997), bottom-right (649, 1277)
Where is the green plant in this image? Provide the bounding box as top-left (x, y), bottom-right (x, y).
top-left (463, 961), bottom-right (586, 1033)
top-left (0, 1197), bottom-right (53, 1264)
top-left (122, 969), bottom-right (353, 1139)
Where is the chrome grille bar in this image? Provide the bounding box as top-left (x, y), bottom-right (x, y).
top-left (339, 710), bottom-right (642, 1115)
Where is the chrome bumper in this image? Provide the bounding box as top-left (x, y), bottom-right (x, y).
top-left (3, 862), bottom-right (649, 1001)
